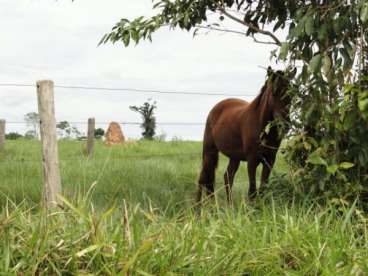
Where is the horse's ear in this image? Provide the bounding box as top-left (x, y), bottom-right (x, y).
top-left (267, 66), bottom-right (273, 76)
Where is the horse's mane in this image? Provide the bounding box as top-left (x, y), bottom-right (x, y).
top-left (253, 80), bottom-right (270, 108)
top-left (252, 70), bottom-right (284, 108)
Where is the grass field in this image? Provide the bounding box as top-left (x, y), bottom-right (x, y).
top-left (0, 140), bottom-right (367, 274)
top-left (0, 139), bottom-right (286, 209)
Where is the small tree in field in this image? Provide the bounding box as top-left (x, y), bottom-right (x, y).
top-left (130, 100), bottom-right (157, 140)
top-left (24, 130), bottom-right (37, 140)
top-left (94, 128), bottom-right (105, 139)
top-left (24, 112), bottom-right (40, 139)
top-left (56, 121), bottom-right (81, 139)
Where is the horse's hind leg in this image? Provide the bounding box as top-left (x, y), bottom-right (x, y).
top-left (197, 148), bottom-right (219, 204)
top-left (224, 159), bottom-right (240, 204)
top-left (247, 154), bottom-right (260, 199)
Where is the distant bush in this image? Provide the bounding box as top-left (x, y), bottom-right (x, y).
top-left (5, 132), bottom-right (23, 140)
top-left (155, 132), bottom-right (167, 142)
top-left (24, 130), bottom-right (37, 140)
top-left (171, 136), bottom-right (183, 142)
top-left (94, 128), bottom-right (105, 139)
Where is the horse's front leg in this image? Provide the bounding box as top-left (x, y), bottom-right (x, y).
top-left (260, 155), bottom-right (275, 189)
top-left (247, 155), bottom-right (260, 199)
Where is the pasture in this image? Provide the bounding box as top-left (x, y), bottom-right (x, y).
top-left (0, 140), bottom-right (367, 274)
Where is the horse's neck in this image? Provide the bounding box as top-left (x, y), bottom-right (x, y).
top-left (254, 90), bottom-right (283, 146)
top-left (250, 89), bottom-right (274, 130)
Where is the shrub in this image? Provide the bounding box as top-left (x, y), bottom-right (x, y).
top-left (5, 132), bottom-right (22, 140)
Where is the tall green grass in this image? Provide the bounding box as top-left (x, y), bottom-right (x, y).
top-left (1, 195), bottom-right (367, 274)
top-left (0, 140), bottom-right (366, 274)
top-left (0, 139), bottom-right (280, 210)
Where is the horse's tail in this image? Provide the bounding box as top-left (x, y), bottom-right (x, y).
top-left (197, 122), bottom-right (218, 203)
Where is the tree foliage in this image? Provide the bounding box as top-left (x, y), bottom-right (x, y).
top-left (24, 130), bottom-right (37, 140)
top-left (24, 112), bottom-right (40, 139)
top-left (130, 100), bottom-right (157, 140)
top-left (5, 132), bottom-right (23, 140)
top-left (56, 121), bottom-right (81, 139)
top-left (104, 0), bottom-right (368, 200)
top-left (94, 128), bottom-right (105, 139)
top-left (100, 0), bottom-right (290, 46)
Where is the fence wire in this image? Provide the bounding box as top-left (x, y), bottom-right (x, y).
top-left (0, 83), bottom-right (257, 97)
top-left (6, 121), bottom-right (205, 126)
top-left (0, 151), bottom-right (202, 165)
top-left (1, 82), bottom-right (259, 128)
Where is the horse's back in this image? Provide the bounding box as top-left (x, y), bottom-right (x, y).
top-left (207, 98), bottom-right (249, 123)
top-left (203, 98), bottom-right (249, 159)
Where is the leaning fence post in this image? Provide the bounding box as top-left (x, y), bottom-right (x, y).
top-left (37, 80), bottom-right (61, 208)
top-left (0, 120), bottom-right (5, 151)
top-left (87, 117), bottom-right (95, 156)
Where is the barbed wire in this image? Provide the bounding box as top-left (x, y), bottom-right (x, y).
top-left (6, 121), bottom-right (205, 126)
top-left (0, 83), bottom-right (257, 97)
top-left (0, 83), bottom-right (258, 128)
top-left (0, 151), bottom-right (202, 164)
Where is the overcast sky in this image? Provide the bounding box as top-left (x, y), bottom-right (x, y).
top-left (0, 0), bottom-right (282, 140)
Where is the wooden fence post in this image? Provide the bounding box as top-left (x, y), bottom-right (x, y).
top-left (0, 120), bottom-right (5, 151)
top-left (87, 118), bottom-right (95, 156)
top-left (37, 80), bottom-right (61, 208)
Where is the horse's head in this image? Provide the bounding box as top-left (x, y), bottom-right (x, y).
top-left (265, 66), bottom-right (296, 119)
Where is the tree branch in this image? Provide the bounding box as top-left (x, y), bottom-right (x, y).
top-left (252, 35), bottom-right (280, 45)
top-left (196, 25), bottom-right (248, 36)
top-left (197, 25), bottom-right (278, 45)
top-left (219, 8), bottom-right (282, 46)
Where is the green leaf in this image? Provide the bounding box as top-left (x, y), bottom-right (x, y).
top-left (340, 47), bottom-right (353, 69)
top-left (343, 112), bottom-right (355, 130)
top-left (339, 162), bottom-right (355, 169)
top-left (305, 16), bottom-right (314, 36)
top-left (307, 151), bottom-right (327, 166)
top-left (302, 46), bottom-right (312, 60)
top-left (303, 141), bottom-right (312, 151)
top-left (358, 98), bottom-right (368, 112)
top-left (273, 20), bottom-right (284, 32)
top-left (327, 164), bottom-right (338, 174)
top-left (322, 55), bottom-right (332, 76)
top-left (301, 64), bottom-right (309, 82)
top-left (279, 42), bottom-right (289, 60)
top-left (122, 31), bottom-right (130, 46)
top-left (98, 34), bottom-right (108, 46)
top-left (317, 24), bottom-right (328, 42)
top-left (264, 123), bottom-right (272, 134)
top-left (75, 245), bottom-right (100, 258)
top-left (361, 3), bottom-right (368, 23)
top-left (333, 17), bottom-right (345, 33)
top-left (309, 54), bottom-right (322, 73)
top-left (131, 29), bottom-right (140, 44)
top-left (289, 23), bottom-right (304, 38)
top-left (343, 40), bottom-right (353, 57)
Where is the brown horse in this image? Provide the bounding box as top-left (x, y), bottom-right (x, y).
top-left (197, 67), bottom-right (295, 204)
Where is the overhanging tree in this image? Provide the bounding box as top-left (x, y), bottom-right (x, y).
top-left (102, 0), bottom-right (368, 200)
top-left (100, 0), bottom-right (290, 47)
